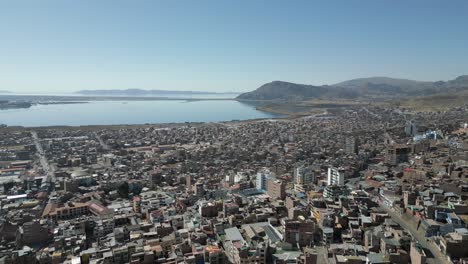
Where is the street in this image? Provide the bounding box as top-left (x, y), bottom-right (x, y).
top-left (378, 202), bottom-right (449, 264)
top-left (31, 131), bottom-right (55, 184)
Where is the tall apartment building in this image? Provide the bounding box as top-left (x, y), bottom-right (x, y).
top-left (405, 120), bottom-right (418, 136)
top-left (195, 182), bottom-right (205, 197)
top-left (345, 136), bottom-right (359, 155)
top-left (294, 165), bottom-right (314, 185)
top-left (327, 167), bottom-right (344, 186)
top-left (294, 165), bottom-right (314, 193)
top-left (256, 169), bottom-right (273, 191)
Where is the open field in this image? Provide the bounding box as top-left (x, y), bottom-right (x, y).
top-left (397, 90), bottom-right (468, 111)
top-left (254, 93), bottom-right (468, 115)
top-left (255, 99), bottom-right (373, 116)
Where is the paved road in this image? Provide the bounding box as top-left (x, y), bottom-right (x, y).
top-left (31, 131), bottom-right (55, 184)
top-left (94, 131), bottom-right (110, 150)
top-left (378, 203), bottom-right (449, 264)
top-left (362, 107), bottom-right (381, 119)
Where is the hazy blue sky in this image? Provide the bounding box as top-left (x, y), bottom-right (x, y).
top-left (1, 0), bottom-right (468, 93)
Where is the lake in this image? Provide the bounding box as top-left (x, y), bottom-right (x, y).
top-left (0, 100), bottom-right (278, 127)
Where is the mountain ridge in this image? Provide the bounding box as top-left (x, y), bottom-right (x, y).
top-left (237, 75), bottom-right (468, 101)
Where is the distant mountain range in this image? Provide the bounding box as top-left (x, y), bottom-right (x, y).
top-left (76, 89), bottom-right (238, 96)
top-left (237, 75), bottom-right (468, 101)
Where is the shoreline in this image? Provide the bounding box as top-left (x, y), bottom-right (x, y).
top-left (0, 115), bottom-right (297, 131)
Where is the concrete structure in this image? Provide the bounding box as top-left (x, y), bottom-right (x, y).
top-left (267, 178), bottom-right (286, 200)
top-left (284, 219), bottom-right (316, 248)
top-left (256, 169), bottom-right (272, 191)
top-left (294, 165), bottom-right (314, 192)
top-left (410, 242), bottom-right (426, 264)
top-left (327, 167), bottom-right (344, 186)
top-left (405, 120), bottom-right (418, 136)
top-left (345, 136), bottom-right (359, 155)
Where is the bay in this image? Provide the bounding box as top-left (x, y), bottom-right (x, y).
top-left (0, 100), bottom-right (278, 127)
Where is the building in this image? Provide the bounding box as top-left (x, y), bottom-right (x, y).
top-left (298, 248), bottom-right (319, 264)
top-left (405, 120), bottom-right (418, 136)
top-left (195, 182), bottom-right (205, 197)
top-left (186, 174), bottom-right (192, 191)
top-left (284, 219), bottom-right (316, 248)
top-left (439, 230), bottom-right (468, 260)
top-left (294, 165), bottom-right (314, 185)
top-left (327, 167), bottom-right (344, 186)
top-left (323, 185), bottom-right (348, 199)
top-left (42, 200), bottom-right (112, 221)
top-left (256, 169), bottom-right (272, 191)
top-left (345, 136), bottom-right (359, 155)
top-left (267, 178), bottom-right (286, 200)
top-left (199, 201), bottom-right (221, 218)
top-left (410, 242), bottom-right (426, 264)
top-left (294, 165), bottom-right (314, 192)
top-left (223, 227), bottom-right (268, 264)
top-left (92, 218), bottom-right (115, 238)
top-left (16, 221), bottom-right (49, 247)
top-left (226, 173), bottom-right (235, 186)
top-left (385, 144), bottom-right (411, 165)
top-left (133, 196), bottom-right (141, 213)
top-left (204, 245), bottom-right (225, 264)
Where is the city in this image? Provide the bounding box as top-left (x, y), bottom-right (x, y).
top-left (1, 1), bottom-right (468, 263)
top-left (1, 103), bottom-right (467, 263)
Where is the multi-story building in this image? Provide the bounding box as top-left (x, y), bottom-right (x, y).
top-left (42, 200), bottom-right (112, 221)
top-left (409, 242), bottom-right (426, 264)
top-left (345, 136), bottom-right (359, 155)
top-left (323, 185), bottom-right (348, 199)
top-left (405, 120), bottom-right (418, 136)
top-left (283, 219), bottom-right (316, 248)
top-left (204, 245), bottom-right (225, 264)
top-left (195, 182), bottom-right (205, 197)
top-left (256, 169), bottom-right (273, 191)
top-left (186, 174), bottom-right (192, 191)
top-left (199, 201), bottom-right (222, 217)
top-left (294, 165), bottom-right (314, 192)
top-left (385, 144), bottom-right (411, 165)
top-left (327, 167), bottom-right (344, 186)
top-left (16, 220), bottom-right (49, 247)
top-left (93, 218), bottom-right (115, 239)
top-left (267, 178), bottom-right (286, 200)
top-left (223, 227), bottom-right (268, 264)
top-left (439, 231), bottom-right (468, 260)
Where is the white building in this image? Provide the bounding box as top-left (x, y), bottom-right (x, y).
top-left (327, 167), bottom-right (344, 186)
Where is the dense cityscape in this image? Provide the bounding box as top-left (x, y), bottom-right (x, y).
top-left (1, 103), bottom-right (467, 264)
top-left (2, 0), bottom-right (468, 263)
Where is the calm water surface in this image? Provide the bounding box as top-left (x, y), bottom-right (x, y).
top-left (0, 100), bottom-right (277, 127)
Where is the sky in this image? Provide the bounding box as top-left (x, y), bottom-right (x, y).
top-left (1, 0), bottom-right (468, 94)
